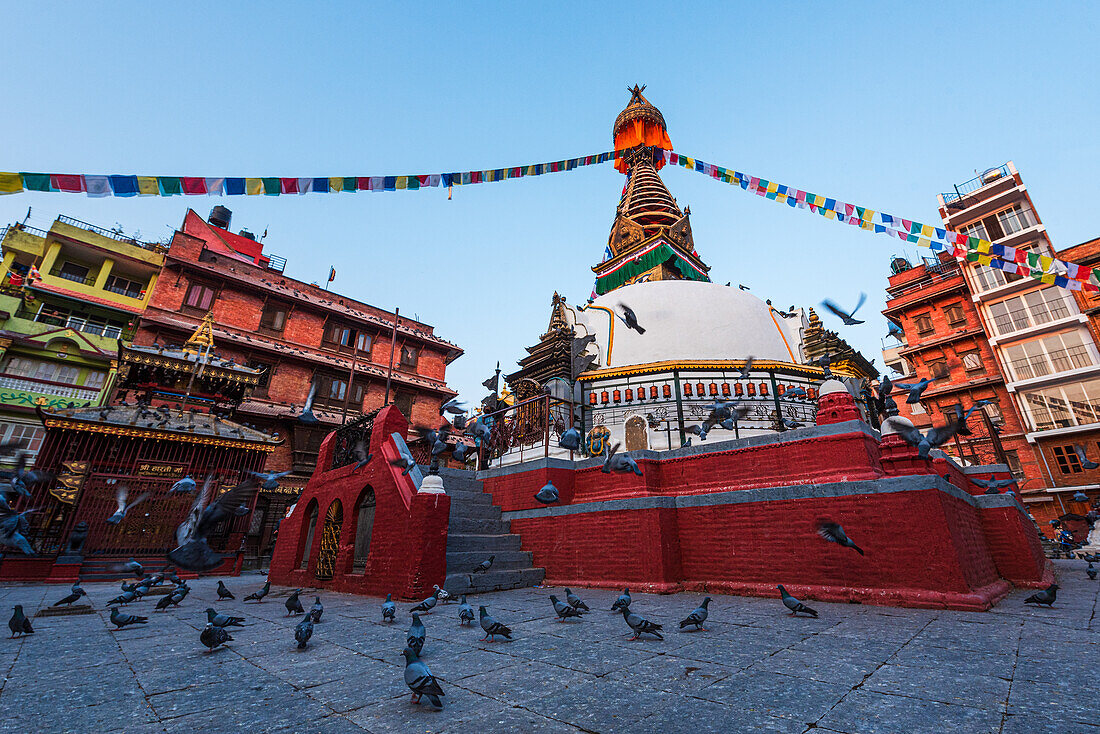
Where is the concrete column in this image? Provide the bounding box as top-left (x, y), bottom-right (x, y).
top-left (39, 241), bottom-right (62, 276)
top-left (93, 258), bottom-right (114, 289)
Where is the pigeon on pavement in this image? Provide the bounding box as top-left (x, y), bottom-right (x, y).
top-left (550, 595), bottom-right (585, 621)
top-left (309, 597), bottom-right (323, 622)
top-left (205, 608), bottom-right (244, 628)
top-left (432, 585), bottom-right (452, 604)
top-left (285, 589), bottom-right (304, 615)
top-left (109, 608), bottom-right (148, 629)
top-left (817, 521), bottom-right (865, 555)
top-left (216, 581), bottom-right (235, 600)
top-left (8, 605), bottom-right (33, 637)
top-left (53, 582), bottom-right (86, 607)
top-left (458, 596), bottom-right (474, 626)
top-left (478, 606), bottom-right (512, 642)
top-left (565, 588), bottom-right (589, 612)
top-left (778, 585), bottom-right (818, 617)
top-left (382, 593), bottom-right (396, 622)
top-left (621, 607), bottom-right (663, 640)
top-left (610, 588), bottom-right (631, 612)
top-left (295, 616), bottom-right (314, 649)
top-left (200, 623), bottom-right (232, 651)
top-left (678, 597), bottom-right (711, 631)
top-left (402, 647), bottom-right (445, 708)
top-left (410, 591), bottom-right (439, 613)
top-left (107, 591), bottom-right (136, 606)
top-left (244, 581), bottom-right (270, 602)
top-left (407, 613), bottom-right (426, 655)
top-left (1024, 584), bottom-right (1059, 607)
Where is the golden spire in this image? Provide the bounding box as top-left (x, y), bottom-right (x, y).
top-left (183, 311), bottom-right (215, 354)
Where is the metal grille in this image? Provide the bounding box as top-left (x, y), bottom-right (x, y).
top-left (330, 409), bottom-right (378, 470)
top-left (315, 500), bottom-right (343, 580)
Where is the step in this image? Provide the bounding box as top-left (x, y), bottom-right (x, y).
top-left (449, 503), bottom-right (501, 520)
top-left (446, 491), bottom-right (493, 506)
top-left (445, 533), bottom-right (522, 553)
top-left (446, 549), bottom-right (534, 571)
top-left (448, 515), bottom-right (510, 534)
top-left (443, 567), bottom-right (546, 596)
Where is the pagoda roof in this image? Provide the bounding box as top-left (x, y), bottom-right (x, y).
top-left (119, 341), bottom-right (264, 387)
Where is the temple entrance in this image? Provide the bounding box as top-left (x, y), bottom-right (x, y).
top-left (352, 487), bottom-right (376, 573)
top-left (315, 500), bottom-right (342, 580)
top-left (625, 416), bottom-right (648, 451)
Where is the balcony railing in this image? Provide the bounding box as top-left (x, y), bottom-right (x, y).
top-left (48, 265), bottom-right (97, 286)
top-left (0, 374), bottom-right (100, 401)
top-left (103, 283), bottom-right (144, 299)
top-left (1010, 347), bottom-right (1094, 382)
top-left (942, 164), bottom-right (1011, 205)
top-left (13, 307), bottom-right (135, 340)
top-left (56, 215), bottom-right (168, 253)
top-left (266, 254), bottom-right (287, 273)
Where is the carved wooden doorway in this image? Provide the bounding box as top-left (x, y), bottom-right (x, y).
top-left (624, 416), bottom-right (648, 451)
top-left (315, 500), bottom-right (343, 580)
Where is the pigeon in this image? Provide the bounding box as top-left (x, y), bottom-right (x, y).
top-left (382, 593), bottom-right (396, 622)
top-left (432, 585), bottom-right (452, 605)
top-left (478, 606), bottom-right (512, 641)
top-left (407, 613), bottom-right (426, 655)
top-left (402, 647), bottom-right (445, 708)
top-left (107, 591), bottom-right (136, 606)
top-left (244, 580), bottom-right (270, 602)
top-left (216, 581), bottom-right (235, 600)
top-left (602, 443), bottom-right (642, 476)
top-left (821, 293), bottom-right (867, 326)
top-left (298, 383), bottom-right (319, 425)
top-left (169, 478), bottom-right (257, 572)
top-left (736, 356), bottom-right (755, 381)
top-left (388, 455), bottom-right (417, 476)
top-left (816, 521), bottom-right (865, 555)
top-left (609, 588), bottom-right (633, 612)
top-left (205, 608), bottom-right (245, 627)
top-left (617, 303), bottom-right (645, 334)
top-left (169, 475), bottom-right (196, 494)
top-left (473, 556), bottom-right (494, 574)
top-left (458, 596), bottom-right (474, 626)
top-left (410, 591), bottom-right (439, 613)
top-left (295, 616), bottom-right (314, 649)
top-left (951, 401), bottom-right (993, 437)
top-left (0, 507), bottom-right (35, 555)
top-left (784, 387), bottom-right (807, 399)
top-left (1087, 564), bottom-right (1097, 581)
top-left (564, 588), bottom-right (589, 612)
top-left (893, 420), bottom-right (963, 459)
top-left (309, 597), bottom-right (323, 622)
top-left (1073, 445), bottom-right (1100, 470)
top-left (451, 441), bottom-right (472, 464)
top-left (970, 478), bottom-right (1016, 492)
top-left (440, 397), bottom-right (466, 415)
top-left (534, 482), bottom-right (559, 504)
top-left (8, 605), bottom-right (33, 637)
top-left (886, 320), bottom-right (904, 339)
top-left (1073, 492), bottom-right (1089, 503)
top-left (249, 471), bottom-right (291, 491)
top-left (3, 453), bottom-right (51, 497)
top-left (679, 597), bottom-right (711, 631)
top-left (105, 484), bottom-right (150, 525)
top-left (285, 589), bottom-right (304, 615)
top-left (1023, 584), bottom-right (1059, 607)
top-left (109, 608), bottom-right (148, 629)
top-left (559, 424), bottom-right (582, 452)
top-left (200, 623), bottom-right (233, 651)
top-left (780, 417), bottom-right (805, 430)
top-left (550, 595), bottom-right (585, 621)
top-left (893, 378), bottom-right (937, 404)
top-left (53, 582), bottom-right (87, 607)
top-left (778, 585), bottom-right (818, 617)
top-left (621, 607), bottom-right (663, 640)
top-left (155, 592), bottom-right (178, 611)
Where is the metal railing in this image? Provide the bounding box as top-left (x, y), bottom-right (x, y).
top-left (48, 265), bottom-right (96, 286)
top-left (0, 374), bottom-right (100, 401)
top-left (941, 164), bottom-right (1011, 204)
top-left (478, 394), bottom-right (576, 465)
top-left (266, 254), bottom-right (287, 273)
top-left (0, 223), bottom-right (50, 242)
top-left (103, 283), bottom-right (144, 299)
top-left (56, 215), bottom-right (168, 253)
top-left (13, 307), bottom-right (134, 340)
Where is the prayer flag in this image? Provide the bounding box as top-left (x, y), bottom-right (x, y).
top-left (246, 178), bottom-right (264, 195)
top-left (52, 175), bottom-right (85, 193)
top-left (158, 177), bottom-right (182, 196)
top-left (205, 178), bottom-right (225, 195)
top-left (225, 178), bottom-right (246, 195)
top-left (109, 175), bottom-right (139, 197)
top-left (84, 175), bottom-right (111, 197)
top-left (137, 176), bottom-right (159, 195)
top-left (0, 173), bottom-right (21, 194)
top-left (181, 177), bottom-right (207, 195)
top-left (261, 178), bottom-right (280, 195)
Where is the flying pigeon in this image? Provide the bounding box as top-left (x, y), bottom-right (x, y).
top-left (452, 441), bottom-right (472, 464)
top-left (402, 647), bottom-right (445, 708)
top-left (407, 613), bottom-right (426, 655)
top-left (621, 607), bottom-right (663, 640)
top-left (169, 478), bottom-right (257, 572)
top-left (3, 453), bottom-right (51, 497)
top-left (559, 424), bottom-right (582, 452)
top-left (618, 303), bottom-right (645, 334)
top-left (8, 605), bottom-right (33, 637)
top-left (534, 482), bottom-right (559, 504)
top-left (388, 455), bottom-right (417, 476)
top-left (678, 597), bottom-right (711, 631)
top-left (105, 484), bottom-right (150, 525)
top-left (309, 597), bottom-right (323, 622)
top-left (249, 471), bottom-right (291, 491)
top-left (1023, 584), bottom-right (1059, 607)
top-left (821, 292), bottom-right (867, 326)
top-left (951, 400), bottom-right (994, 437)
top-left (458, 596), bottom-right (474, 626)
top-left (0, 507), bottom-right (35, 555)
top-left (1073, 492), bottom-right (1089, 503)
top-left (1073, 445), bottom-right (1100, 470)
top-left (886, 320), bottom-right (904, 339)
top-left (109, 608), bottom-right (148, 629)
top-left (298, 382), bottom-right (319, 425)
top-left (432, 585), bottom-right (452, 604)
top-left (382, 593), bottom-right (396, 622)
top-left (970, 478), bottom-right (1016, 492)
top-left (200, 623), bottom-right (233, 651)
top-left (893, 378), bottom-right (937, 404)
top-left (295, 616), bottom-right (314, 649)
top-left (206, 608), bottom-right (245, 628)
top-left (817, 521), bottom-right (865, 555)
top-left (440, 398), bottom-right (466, 415)
top-left (778, 585), bottom-right (818, 617)
top-left (1087, 564), bottom-right (1097, 581)
top-left (565, 588), bottom-right (589, 612)
top-left (53, 582), bottom-right (86, 607)
top-left (216, 581), bottom-right (234, 600)
top-left (169, 475), bottom-right (197, 494)
top-left (737, 356), bottom-right (755, 381)
top-left (473, 556), bottom-right (494, 574)
top-left (285, 589), bottom-right (305, 616)
top-left (550, 595), bottom-right (585, 621)
top-left (610, 588), bottom-right (631, 612)
top-left (410, 591), bottom-right (439, 614)
top-left (478, 606), bottom-right (512, 641)
top-left (893, 420), bottom-right (962, 459)
top-left (244, 580), bottom-right (270, 602)
top-left (602, 443), bottom-right (642, 476)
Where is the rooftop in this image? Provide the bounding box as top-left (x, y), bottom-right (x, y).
top-left (37, 403), bottom-right (281, 447)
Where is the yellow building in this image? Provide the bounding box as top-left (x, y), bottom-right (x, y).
top-left (0, 216), bottom-right (166, 465)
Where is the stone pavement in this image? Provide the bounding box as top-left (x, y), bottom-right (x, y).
top-left (1, 560), bottom-right (1098, 734)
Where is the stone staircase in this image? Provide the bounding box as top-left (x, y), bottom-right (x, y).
top-left (437, 467), bottom-right (545, 596)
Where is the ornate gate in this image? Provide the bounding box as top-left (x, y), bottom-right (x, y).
top-left (315, 500), bottom-right (343, 580)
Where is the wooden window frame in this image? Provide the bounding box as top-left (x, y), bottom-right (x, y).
top-left (183, 281), bottom-right (217, 313)
top-left (259, 301), bottom-right (289, 335)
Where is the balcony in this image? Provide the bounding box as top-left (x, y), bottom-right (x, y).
top-left (0, 374), bottom-right (100, 405)
top-left (56, 215), bottom-right (168, 254)
top-left (1008, 346), bottom-right (1093, 382)
top-left (13, 307), bottom-right (135, 341)
top-left (49, 265), bottom-right (96, 286)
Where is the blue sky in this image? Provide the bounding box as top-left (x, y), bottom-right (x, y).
top-left (3, 3), bottom-right (1098, 403)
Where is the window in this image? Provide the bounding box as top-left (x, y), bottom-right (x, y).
top-left (57, 261), bottom-right (90, 284)
top-left (989, 289), bottom-right (1075, 336)
top-left (928, 360), bottom-right (950, 379)
top-left (1052, 445), bottom-right (1083, 474)
top-left (1021, 377), bottom-right (1100, 431)
top-left (982, 400), bottom-right (1003, 425)
top-left (996, 204), bottom-right (1037, 236)
top-left (394, 391), bottom-right (414, 419)
top-left (971, 263), bottom-right (1011, 292)
top-left (945, 304), bottom-right (966, 326)
top-left (399, 345), bottom-right (419, 369)
top-left (1003, 449), bottom-right (1025, 479)
top-left (914, 315), bottom-right (934, 335)
top-left (3, 357), bottom-right (82, 385)
top-left (313, 373), bottom-right (365, 410)
top-left (104, 274), bottom-right (144, 299)
top-left (81, 370), bottom-right (107, 389)
top-left (184, 282), bottom-right (216, 311)
top-left (259, 302), bottom-right (288, 334)
top-left (1004, 331), bottom-right (1095, 382)
top-left (0, 423), bottom-right (45, 457)
top-left (960, 220), bottom-right (990, 241)
top-left (961, 352), bottom-right (983, 372)
top-left (321, 321), bottom-right (371, 355)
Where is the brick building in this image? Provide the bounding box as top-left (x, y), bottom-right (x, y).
top-left (130, 208), bottom-right (462, 566)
